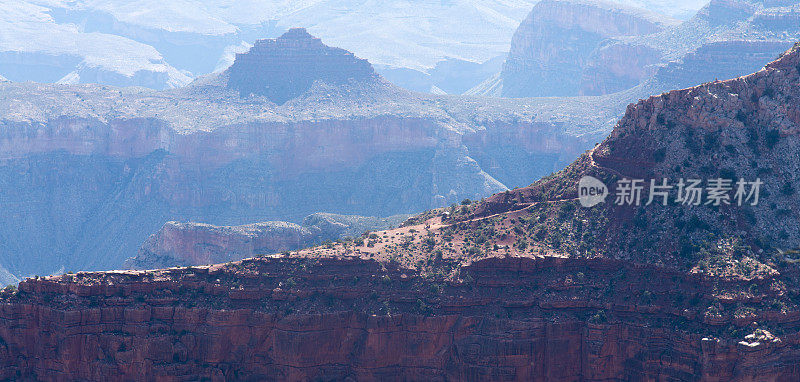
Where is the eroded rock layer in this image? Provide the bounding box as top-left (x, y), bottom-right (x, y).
top-left (226, 28), bottom-right (377, 104)
top-left (0, 28), bottom-right (606, 281)
top-left (499, 0), bottom-right (675, 97)
top-left (126, 213), bottom-right (410, 269)
top-left (1, 256), bottom-right (799, 380)
top-left (586, 0), bottom-right (800, 96)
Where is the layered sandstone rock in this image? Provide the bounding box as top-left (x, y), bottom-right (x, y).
top-left (127, 221), bottom-right (315, 270)
top-left (1, 255), bottom-right (799, 380)
top-left (0, 29), bottom-right (613, 281)
top-left (494, 0), bottom-right (676, 97)
top-left (126, 213), bottom-right (410, 269)
top-left (585, 0), bottom-right (800, 95)
top-left (226, 28), bottom-right (377, 104)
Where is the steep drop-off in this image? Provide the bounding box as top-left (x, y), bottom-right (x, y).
top-left (1, 41), bottom-right (799, 382)
top-left (486, 0), bottom-right (677, 97)
top-left (0, 28), bottom-right (611, 281)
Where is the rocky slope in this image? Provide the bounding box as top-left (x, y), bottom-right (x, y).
top-left (484, 0), bottom-right (678, 97)
top-left (454, 41), bottom-right (800, 276)
top-left (126, 213), bottom-right (410, 270)
top-left (0, 41), bottom-right (798, 382)
top-left (0, 28), bottom-right (618, 281)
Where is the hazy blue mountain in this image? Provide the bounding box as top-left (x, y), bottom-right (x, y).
top-left (0, 1), bottom-right (191, 88)
top-left (6, 0), bottom-right (710, 93)
top-left (0, 29), bottom-right (624, 281)
top-left (476, 0), bottom-right (798, 98)
top-left (488, 0), bottom-right (679, 98)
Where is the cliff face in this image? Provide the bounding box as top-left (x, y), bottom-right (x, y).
top-left (496, 0), bottom-right (676, 97)
top-left (0, 29), bottom-right (606, 281)
top-left (3, 256), bottom-right (800, 381)
top-left (1, 43), bottom-right (800, 382)
top-left (126, 213), bottom-right (410, 269)
top-left (127, 221), bottom-right (316, 270)
top-left (485, 0), bottom-right (799, 98)
top-left (585, 0), bottom-right (800, 96)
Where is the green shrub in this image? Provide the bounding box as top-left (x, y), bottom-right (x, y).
top-left (589, 310), bottom-right (608, 324)
top-left (781, 182), bottom-right (795, 195)
top-left (652, 148), bottom-right (667, 162)
top-left (736, 110), bottom-right (747, 123)
top-left (765, 130), bottom-right (780, 149)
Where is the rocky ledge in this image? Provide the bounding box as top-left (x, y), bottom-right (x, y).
top-left (125, 213), bottom-right (410, 270)
top-left (2, 254), bottom-right (799, 380)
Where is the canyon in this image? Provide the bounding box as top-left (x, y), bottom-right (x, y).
top-left (495, 0), bottom-right (678, 98)
top-left (479, 0), bottom-right (800, 99)
top-left (0, 36), bottom-right (798, 382)
top-left (0, 28), bottom-right (613, 283)
top-left (1, 0), bottom-right (541, 93)
top-left (1, 1), bottom-right (711, 94)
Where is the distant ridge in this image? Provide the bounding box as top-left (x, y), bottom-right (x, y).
top-left (490, 0), bottom-right (677, 97)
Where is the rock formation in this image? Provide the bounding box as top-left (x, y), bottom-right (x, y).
top-left (0, 40), bottom-right (798, 382)
top-left (477, 0), bottom-right (799, 99)
top-left (0, 29), bottom-right (610, 281)
top-left (461, 41), bottom-right (800, 275)
top-left (0, 1), bottom-right (192, 89)
top-left (3, 255), bottom-right (800, 380)
top-left (226, 28), bottom-right (377, 104)
top-left (29, 0), bottom-right (541, 93)
top-left (6, 1), bottom-right (709, 93)
top-left (584, 0), bottom-right (800, 95)
top-left (489, 0), bottom-right (677, 97)
top-left (126, 213), bottom-right (410, 269)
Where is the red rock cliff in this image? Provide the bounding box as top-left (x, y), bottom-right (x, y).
top-left (2, 256), bottom-right (799, 381)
